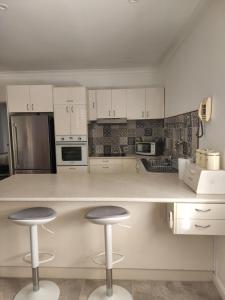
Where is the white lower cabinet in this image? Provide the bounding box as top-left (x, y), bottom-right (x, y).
top-left (89, 158), bottom-right (137, 173)
top-left (57, 166), bottom-right (88, 173)
top-left (167, 203), bottom-right (225, 235)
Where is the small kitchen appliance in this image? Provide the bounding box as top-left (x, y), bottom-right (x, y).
top-left (135, 140), bottom-right (164, 156)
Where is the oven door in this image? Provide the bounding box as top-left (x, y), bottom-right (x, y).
top-left (56, 143), bottom-right (88, 166)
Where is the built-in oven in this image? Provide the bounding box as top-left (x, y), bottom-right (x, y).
top-left (56, 136), bottom-right (88, 166)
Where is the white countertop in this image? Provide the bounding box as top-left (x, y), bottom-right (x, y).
top-left (0, 173), bottom-right (225, 203)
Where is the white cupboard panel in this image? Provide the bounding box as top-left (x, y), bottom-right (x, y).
top-left (29, 85), bottom-right (53, 112)
top-left (88, 90), bottom-right (97, 121)
top-left (70, 87), bottom-right (86, 105)
top-left (146, 88), bottom-right (164, 119)
top-left (96, 89), bottom-right (112, 119)
top-left (111, 89), bottom-right (127, 118)
top-left (70, 105), bottom-right (87, 135)
top-left (54, 104), bottom-right (71, 136)
top-left (53, 87), bottom-right (70, 105)
top-left (126, 89), bottom-right (145, 120)
top-left (7, 85), bottom-right (30, 112)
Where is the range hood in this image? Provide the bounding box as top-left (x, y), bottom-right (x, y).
top-left (96, 118), bottom-right (128, 124)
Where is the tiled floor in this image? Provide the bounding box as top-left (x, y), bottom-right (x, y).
top-left (0, 278), bottom-right (221, 300)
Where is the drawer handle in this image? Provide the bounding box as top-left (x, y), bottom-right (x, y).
top-left (195, 209), bottom-right (211, 213)
top-left (102, 166), bottom-right (109, 169)
top-left (195, 224), bottom-right (211, 229)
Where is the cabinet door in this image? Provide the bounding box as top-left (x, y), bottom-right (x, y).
top-left (70, 87), bottom-right (86, 105)
top-left (7, 85), bottom-right (30, 112)
top-left (145, 88), bottom-right (164, 119)
top-left (29, 85), bottom-right (53, 112)
top-left (70, 104), bottom-right (87, 135)
top-left (111, 89), bottom-right (127, 118)
top-left (88, 90), bottom-right (97, 121)
top-left (53, 87), bottom-right (70, 105)
top-left (96, 89), bottom-right (112, 119)
top-left (126, 88), bottom-right (145, 120)
top-left (54, 104), bottom-right (71, 135)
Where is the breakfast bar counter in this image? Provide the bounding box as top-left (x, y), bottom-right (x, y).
top-left (0, 173), bottom-right (224, 203)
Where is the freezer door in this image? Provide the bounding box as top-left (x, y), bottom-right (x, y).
top-left (11, 115), bottom-right (51, 171)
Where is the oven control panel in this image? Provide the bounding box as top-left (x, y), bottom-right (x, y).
top-left (56, 135), bottom-right (87, 142)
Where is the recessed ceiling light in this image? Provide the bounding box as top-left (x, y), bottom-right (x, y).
top-left (128, 0), bottom-right (139, 4)
top-left (0, 3), bottom-right (8, 10)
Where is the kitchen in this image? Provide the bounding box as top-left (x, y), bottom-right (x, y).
top-left (0, 1), bottom-right (225, 300)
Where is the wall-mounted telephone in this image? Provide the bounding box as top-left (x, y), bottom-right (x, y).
top-left (198, 97), bottom-right (212, 122)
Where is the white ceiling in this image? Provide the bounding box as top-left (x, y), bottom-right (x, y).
top-left (0, 0), bottom-right (205, 71)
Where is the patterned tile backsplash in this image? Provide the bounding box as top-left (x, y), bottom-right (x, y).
top-left (89, 110), bottom-right (199, 159)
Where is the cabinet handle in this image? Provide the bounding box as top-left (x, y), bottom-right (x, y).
top-left (32, 104), bottom-right (34, 111)
top-left (169, 211), bottom-right (173, 229)
top-left (27, 103), bottom-right (29, 111)
top-left (102, 166), bottom-right (109, 169)
top-left (195, 224), bottom-right (211, 229)
top-left (92, 102), bottom-right (95, 109)
top-left (71, 106), bottom-right (74, 113)
top-left (147, 111), bottom-right (149, 118)
top-left (195, 209), bottom-right (211, 213)
top-left (142, 111), bottom-right (144, 118)
top-left (109, 110), bottom-right (111, 116)
top-left (66, 106), bottom-right (69, 113)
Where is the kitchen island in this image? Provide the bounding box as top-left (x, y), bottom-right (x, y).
top-left (0, 173), bottom-right (223, 282)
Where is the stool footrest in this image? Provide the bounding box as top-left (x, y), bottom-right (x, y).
top-left (23, 252), bottom-right (55, 265)
top-left (92, 251), bottom-right (124, 266)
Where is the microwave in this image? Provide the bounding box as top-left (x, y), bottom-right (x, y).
top-left (135, 141), bottom-right (164, 156)
top-left (56, 136), bottom-right (88, 166)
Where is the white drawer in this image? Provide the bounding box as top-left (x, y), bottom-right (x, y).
top-left (175, 219), bottom-right (225, 235)
top-left (57, 166), bottom-right (88, 173)
top-left (90, 164), bottom-right (122, 173)
top-left (89, 158), bottom-right (121, 166)
top-left (176, 203), bottom-right (225, 220)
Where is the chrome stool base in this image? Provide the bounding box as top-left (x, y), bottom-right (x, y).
top-left (14, 281), bottom-right (60, 300)
top-left (88, 285), bottom-right (133, 300)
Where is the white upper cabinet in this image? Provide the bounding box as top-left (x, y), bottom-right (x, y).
top-left (7, 85), bottom-right (53, 113)
top-left (88, 90), bottom-right (97, 121)
top-left (7, 85), bottom-right (30, 113)
top-left (145, 87), bottom-right (164, 119)
top-left (53, 87), bottom-right (86, 105)
top-left (111, 89), bottom-right (127, 118)
top-left (96, 89), bottom-right (112, 119)
top-left (29, 85), bottom-right (53, 112)
top-left (126, 88), bottom-right (146, 120)
top-left (53, 87), bottom-right (87, 136)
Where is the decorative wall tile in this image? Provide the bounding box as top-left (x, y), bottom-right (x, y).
top-left (95, 145), bottom-right (104, 154)
top-left (128, 137), bottom-right (136, 145)
top-left (118, 127), bottom-right (128, 137)
top-left (119, 137), bottom-right (128, 145)
top-left (103, 126), bottom-right (111, 137)
top-left (128, 129), bottom-right (136, 137)
top-left (145, 128), bottom-right (153, 136)
top-left (104, 145), bottom-right (111, 155)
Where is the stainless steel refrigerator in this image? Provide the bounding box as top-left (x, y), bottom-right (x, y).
top-left (10, 114), bottom-right (56, 174)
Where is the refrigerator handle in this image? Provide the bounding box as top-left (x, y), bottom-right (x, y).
top-left (12, 124), bottom-right (19, 167)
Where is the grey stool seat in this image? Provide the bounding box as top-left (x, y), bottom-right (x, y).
top-left (8, 207), bottom-right (57, 226)
top-left (85, 206), bottom-right (130, 225)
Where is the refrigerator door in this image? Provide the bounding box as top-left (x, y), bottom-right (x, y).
top-left (11, 115), bottom-right (51, 172)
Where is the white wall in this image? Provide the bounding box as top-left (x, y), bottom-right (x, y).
top-left (164, 0), bottom-right (225, 291)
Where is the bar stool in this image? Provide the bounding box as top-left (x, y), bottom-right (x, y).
top-left (8, 207), bottom-right (60, 300)
top-left (85, 206), bottom-right (133, 300)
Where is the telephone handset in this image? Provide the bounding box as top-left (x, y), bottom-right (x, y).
top-left (198, 97), bottom-right (212, 122)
